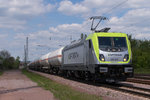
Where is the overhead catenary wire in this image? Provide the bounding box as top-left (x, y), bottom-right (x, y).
top-left (81, 0), bottom-right (129, 33)
top-left (103, 0), bottom-right (128, 16)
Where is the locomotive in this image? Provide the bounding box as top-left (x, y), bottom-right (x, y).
top-left (28, 16), bottom-right (133, 82)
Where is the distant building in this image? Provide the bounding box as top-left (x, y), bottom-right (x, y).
top-left (19, 61), bottom-right (30, 69)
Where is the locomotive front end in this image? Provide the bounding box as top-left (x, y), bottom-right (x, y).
top-left (89, 32), bottom-right (133, 82)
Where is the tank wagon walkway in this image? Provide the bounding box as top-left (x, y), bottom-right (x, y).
top-left (0, 70), bottom-right (55, 100)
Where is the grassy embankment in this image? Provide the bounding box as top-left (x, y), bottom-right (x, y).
top-left (22, 69), bottom-right (102, 100)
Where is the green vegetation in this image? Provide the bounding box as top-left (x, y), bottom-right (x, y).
top-left (134, 68), bottom-right (150, 74)
top-left (0, 50), bottom-right (20, 70)
top-left (22, 69), bottom-right (102, 100)
top-left (0, 71), bottom-right (3, 75)
top-left (128, 35), bottom-right (150, 74)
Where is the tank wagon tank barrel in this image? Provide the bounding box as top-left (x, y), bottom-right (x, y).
top-left (29, 47), bottom-right (64, 73)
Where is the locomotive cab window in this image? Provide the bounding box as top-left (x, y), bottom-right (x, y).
top-left (98, 37), bottom-right (127, 52)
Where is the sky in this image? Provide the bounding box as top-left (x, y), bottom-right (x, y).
top-left (0, 0), bottom-right (150, 61)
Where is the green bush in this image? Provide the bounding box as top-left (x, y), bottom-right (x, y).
top-left (0, 50), bottom-right (20, 70)
top-left (129, 35), bottom-right (150, 73)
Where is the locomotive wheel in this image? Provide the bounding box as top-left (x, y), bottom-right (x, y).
top-left (66, 71), bottom-right (69, 78)
top-left (66, 70), bottom-right (72, 78)
top-left (84, 71), bottom-right (91, 81)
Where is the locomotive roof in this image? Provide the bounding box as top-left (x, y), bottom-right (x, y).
top-left (63, 32), bottom-right (127, 51)
top-left (63, 38), bottom-right (86, 50)
top-left (86, 32), bottom-right (127, 40)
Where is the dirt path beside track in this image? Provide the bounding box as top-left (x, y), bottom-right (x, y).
top-left (0, 70), bottom-right (55, 100)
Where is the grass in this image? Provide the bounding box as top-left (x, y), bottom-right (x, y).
top-left (22, 69), bottom-right (102, 100)
top-left (134, 68), bottom-right (150, 74)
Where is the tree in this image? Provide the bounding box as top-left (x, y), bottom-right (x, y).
top-left (0, 50), bottom-right (11, 59)
top-left (0, 50), bottom-right (21, 70)
top-left (0, 50), bottom-right (11, 70)
top-left (14, 56), bottom-right (20, 69)
top-left (0, 56), bottom-right (3, 70)
top-left (129, 35), bottom-right (150, 70)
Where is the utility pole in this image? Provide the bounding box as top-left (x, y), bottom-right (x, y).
top-left (26, 37), bottom-right (28, 64)
top-left (24, 37), bottom-right (28, 68)
top-left (24, 45), bottom-right (26, 67)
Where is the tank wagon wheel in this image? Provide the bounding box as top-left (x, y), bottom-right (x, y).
top-left (45, 68), bottom-right (49, 73)
top-left (48, 66), bottom-right (53, 74)
top-left (57, 68), bottom-right (63, 76)
top-left (48, 67), bottom-right (51, 74)
top-left (41, 66), bottom-right (44, 72)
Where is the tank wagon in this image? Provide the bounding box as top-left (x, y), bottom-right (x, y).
top-left (29, 47), bottom-right (64, 73)
top-left (28, 31), bottom-right (133, 82)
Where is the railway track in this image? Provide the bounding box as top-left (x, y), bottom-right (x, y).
top-left (73, 76), bottom-right (150, 98)
top-left (101, 83), bottom-right (150, 99)
top-left (120, 83), bottom-right (150, 92)
top-left (127, 78), bottom-right (150, 85)
top-left (134, 76), bottom-right (150, 80)
top-left (69, 76), bottom-right (150, 99)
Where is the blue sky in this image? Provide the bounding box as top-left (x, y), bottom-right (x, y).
top-left (0, 0), bottom-right (150, 61)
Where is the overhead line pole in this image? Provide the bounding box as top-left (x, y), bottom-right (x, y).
top-left (24, 37), bottom-right (28, 68)
top-left (24, 45), bottom-right (26, 67)
top-left (26, 37), bottom-right (28, 64)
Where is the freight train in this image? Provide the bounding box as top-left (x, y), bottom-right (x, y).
top-left (28, 16), bottom-right (133, 82)
top-left (28, 28), bottom-right (133, 82)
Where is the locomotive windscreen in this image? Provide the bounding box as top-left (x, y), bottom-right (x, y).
top-left (98, 37), bottom-right (127, 52)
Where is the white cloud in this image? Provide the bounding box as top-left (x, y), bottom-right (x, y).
top-left (58, 0), bottom-right (89, 15)
top-left (0, 34), bottom-right (8, 38)
top-left (0, 0), bottom-right (55, 30)
top-left (49, 21), bottom-right (91, 39)
top-left (0, 16), bottom-right (26, 30)
top-left (127, 0), bottom-right (150, 8)
top-left (135, 33), bottom-right (150, 39)
top-left (107, 7), bottom-right (150, 39)
top-left (57, 0), bottom-right (150, 40)
top-left (12, 21), bottom-right (91, 60)
top-left (57, 0), bottom-right (127, 17)
top-left (0, 0), bottom-right (54, 16)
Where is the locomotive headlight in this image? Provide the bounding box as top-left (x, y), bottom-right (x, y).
top-left (101, 58), bottom-right (105, 61)
top-left (123, 54), bottom-right (129, 62)
top-left (123, 58), bottom-right (127, 62)
top-left (99, 54), bottom-right (105, 61)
